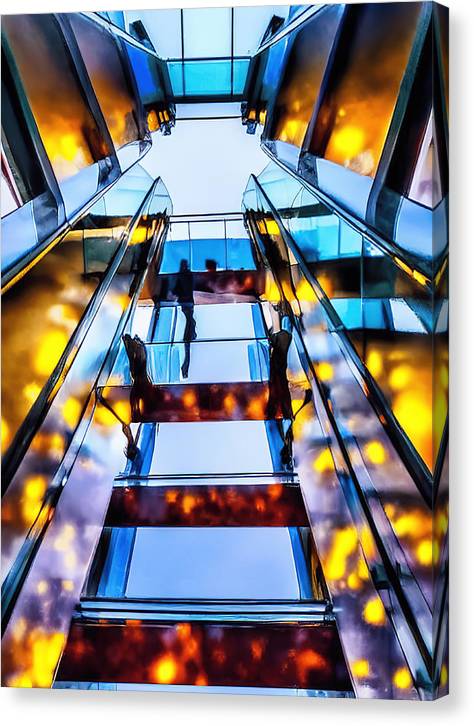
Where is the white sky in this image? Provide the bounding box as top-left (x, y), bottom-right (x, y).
top-left (140, 103), bottom-right (269, 215)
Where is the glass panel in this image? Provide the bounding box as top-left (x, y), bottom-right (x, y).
top-left (2, 14), bottom-right (108, 181)
top-left (167, 62), bottom-right (184, 96)
top-left (151, 303), bottom-right (265, 343)
top-left (188, 221), bottom-right (225, 239)
top-left (123, 527), bottom-right (309, 600)
top-left (159, 240), bottom-right (191, 273)
top-left (233, 58), bottom-right (250, 94)
top-left (226, 238), bottom-right (256, 270)
top-left (233, 6), bottom-right (288, 56)
top-left (183, 7), bottom-right (231, 59)
top-left (311, 2), bottom-right (422, 177)
top-left (127, 9), bottom-right (182, 59)
top-left (124, 42), bottom-right (165, 117)
top-left (359, 239), bottom-right (438, 470)
top-left (147, 421), bottom-right (275, 475)
top-left (184, 60), bottom-right (231, 96)
top-left (191, 238), bottom-right (226, 270)
top-left (70, 14), bottom-right (141, 149)
top-left (1, 166), bottom-right (153, 454)
top-left (106, 480), bottom-right (306, 526)
top-left (269, 4), bottom-right (343, 150)
top-left (149, 339), bottom-right (269, 384)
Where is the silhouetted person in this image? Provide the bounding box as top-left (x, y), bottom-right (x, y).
top-left (96, 391), bottom-right (140, 464)
top-left (266, 305), bottom-right (313, 470)
top-left (267, 314), bottom-right (293, 469)
top-left (173, 259), bottom-right (196, 378)
top-left (123, 333), bottom-right (153, 419)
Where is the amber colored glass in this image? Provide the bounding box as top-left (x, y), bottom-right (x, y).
top-left (270, 5), bottom-right (343, 150)
top-left (69, 14), bottom-right (141, 150)
top-left (311, 3), bottom-right (422, 177)
top-left (2, 14), bottom-right (109, 181)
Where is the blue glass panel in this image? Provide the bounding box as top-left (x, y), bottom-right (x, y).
top-left (107, 11), bottom-right (126, 31)
top-left (125, 43), bottom-right (164, 105)
top-left (184, 60), bottom-right (231, 96)
top-left (226, 238), bottom-right (256, 270)
top-left (191, 238), bottom-right (226, 270)
top-left (159, 239), bottom-right (191, 273)
top-left (167, 61), bottom-right (184, 96)
top-left (233, 58), bottom-right (250, 94)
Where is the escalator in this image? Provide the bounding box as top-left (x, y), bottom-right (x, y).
top-left (52, 216), bottom-right (353, 696)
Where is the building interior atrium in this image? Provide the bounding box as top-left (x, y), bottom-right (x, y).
top-left (1, 3), bottom-right (448, 700)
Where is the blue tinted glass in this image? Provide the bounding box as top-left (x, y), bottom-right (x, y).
top-left (125, 43), bottom-right (163, 104)
top-left (184, 60), bottom-right (231, 96)
top-left (107, 11), bottom-right (125, 31)
top-left (191, 238), bottom-right (226, 270)
top-left (226, 238), bottom-right (256, 270)
top-left (159, 240), bottom-right (190, 273)
top-left (262, 37), bottom-right (289, 98)
top-left (332, 298), bottom-right (363, 330)
top-left (233, 58), bottom-right (250, 94)
top-left (168, 61), bottom-right (184, 95)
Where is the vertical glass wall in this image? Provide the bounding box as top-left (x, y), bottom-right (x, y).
top-left (308, 3), bottom-right (422, 178)
top-left (265, 4), bottom-right (343, 162)
top-left (2, 14), bottom-right (113, 182)
top-left (252, 160), bottom-right (447, 475)
top-left (69, 14), bottom-right (143, 152)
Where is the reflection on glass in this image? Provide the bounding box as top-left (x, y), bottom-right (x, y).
top-left (310, 3), bottom-right (422, 177)
top-left (123, 41), bottom-right (173, 134)
top-left (70, 14), bottom-right (141, 149)
top-left (56, 619), bottom-right (351, 691)
top-left (141, 421), bottom-right (277, 475)
top-left (269, 5), bottom-right (343, 151)
top-left (106, 481), bottom-right (307, 527)
top-left (2, 14), bottom-right (110, 180)
top-left (1, 168), bottom-right (155, 455)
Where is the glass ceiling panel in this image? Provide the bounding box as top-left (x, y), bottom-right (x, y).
top-left (126, 9), bottom-right (182, 59)
top-left (233, 5), bottom-right (288, 56)
top-left (183, 7), bottom-right (232, 58)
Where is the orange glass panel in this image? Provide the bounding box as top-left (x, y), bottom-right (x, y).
top-left (2, 14), bottom-right (108, 181)
top-left (314, 3), bottom-right (422, 177)
top-left (70, 15), bottom-right (141, 150)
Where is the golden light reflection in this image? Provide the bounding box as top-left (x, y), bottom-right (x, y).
top-left (313, 448), bottom-right (334, 474)
top-left (351, 659), bottom-right (370, 679)
top-left (362, 596), bottom-right (386, 626)
top-left (2, 417), bottom-right (11, 453)
top-left (321, 3), bottom-right (421, 177)
top-left (34, 330), bottom-right (69, 377)
top-left (315, 361), bottom-right (334, 382)
top-left (364, 440), bottom-right (387, 466)
top-left (440, 664), bottom-right (448, 687)
top-left (151, 654), bottom-right (179, 684)
top-left (21, 475), bottom-right (48, 524)
top-left (6, 629), bottom-right (66, 688)
top-left (392, 666), bottom-right (412, 690)
top-left (61, 398), bottom-right (82, 428)
top-left (325, 526), bottom-right (358, 581)
top-left (363, 339), bottom-right (448, 471)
